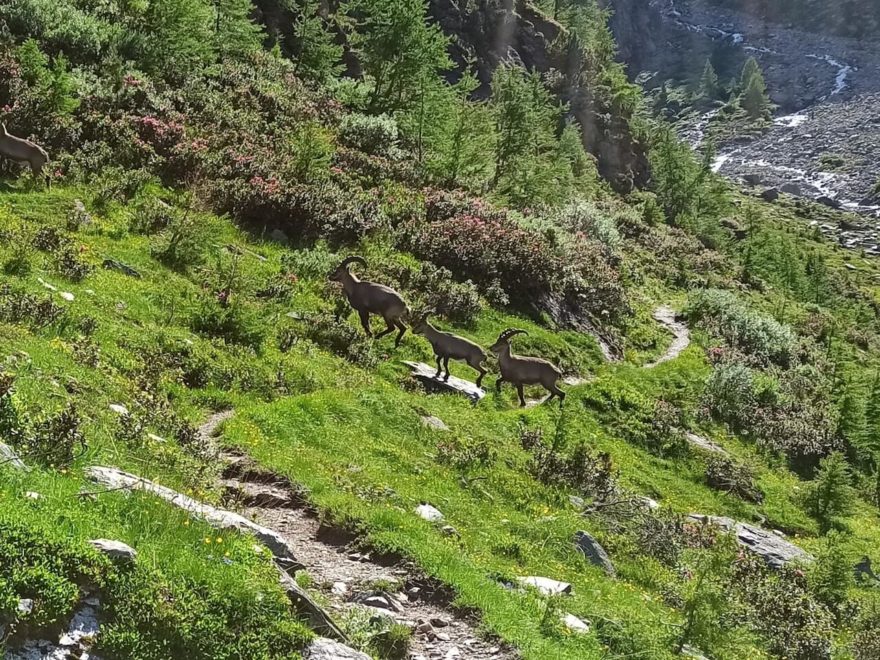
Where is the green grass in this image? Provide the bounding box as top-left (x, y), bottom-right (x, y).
top-left (1, 183), bottom-right (879, 658)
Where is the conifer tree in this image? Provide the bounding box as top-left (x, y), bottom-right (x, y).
top-left (699, 58), bottom-right (719, 101)
top-left (808, 452), bottom-right (855, 533)
top-left (740, 57), bottom-right (771, 120)
top-left (291, 0), bottom-right (344, 83)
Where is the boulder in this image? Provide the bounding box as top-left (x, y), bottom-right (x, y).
top-left (403, 362), bottom-right (485, 401)
top-left (0, 442), bottom-right (27, 470)
top-left (685, 432), bottom-right (728, 456)
top-left (415, 503), bottom-right (445, 523)
top-left (102, 259), bottom-right (142, 279)
top-left (86, 466), bottom-right (302, 571)
top-left (278, 569), bottom-right (349, 642)
top-left (561, 613), bottom-right (590, 634)
top-left (421, 415), bottom-right (450, 431)
top-left (304, 638), bottom-right (371, 660)
top-left (573, 531), bottom-right (616, 576)
top-left (817, 195), bottom-right (842, 209)
top-left (743, 174), bottom-right (764, 186)
top-left (516, 576), bottom-right (572, 596)
top-left (687, 514), bottom-right (813, 568)
top-left (760, 188), bottom-right (780, 202)
top-left (269, 229), bottom-right (289, 245)
top-left (89, 539), bottom-right (137, 563)
top-left (780, 182), bottom-right (803, 196)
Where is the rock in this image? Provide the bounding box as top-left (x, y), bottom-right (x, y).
top-left (25, 491), bottom-right (42, 500)
top-left (444, 648), bottom-right (461, 659)
top-left (761, 188), bottom-right (780, 202)
top-left (430, 617), bottom-right (450, 628)
top-left (269, 229), bottom-right (289, 245)
top-left (85, 466), bottom-right (302, 571)
top-left (743, 174), bottom-right (764, 186)
top-left (637, 496), bottom-right (660, 510)
top-left (562, 613), bottom-right (590, 634)
top-left (356, 594), bottom-right (404, 613)
top-left (89, 539), bottom-right (137, 563)
top-left (440, 525), bottom-right (459, 538)
top-left (415, 503), bottom-right (445, 522)
top-left (421, 415), bottom-right (450, 431)
top-left (59, 292), bottom-right (75, 302)
top-left (102, 259), bottom-right (142, 279)
top-left (17, 598), bottom-right (34, 615)
top-left (0, 442), bottom-right (27, 470)
top-left (516, 576), bottom-right (572, 596)
top-left (568, 495), bottom-right (585, 509)
top-left (278, 569), bottom-right (349, 643)
top-left (332, 581), bottom-right (348, 596)
top-left (58, 604), bottom-right (99, 646)
top-left (304, 638), bottom-right (371, 660)
top-left (646, 306), bottom-right (690, 368)
top-left (685, 432), bottom-right (728, 456)
top-left (780, 182), bottom-right (802, 196)
top-left (687, 514), bottom-right (813, 568)
top-left (817, 195), bottom-right (842, 209)
top-left (108, 404), bottom-right (129, 415)
top-left (681, 644), bottom-right (709, 659)
top-left (403, 361), bottom-right (485, 401)
top-left (574, 531), bottom-right (616, 576)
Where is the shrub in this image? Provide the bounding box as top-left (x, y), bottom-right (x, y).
top-left (338, 113), bottom-right (399, 157)
top-left (852, 600), bottom-right (880, 660)
top-left (24, 403), bottom-right (87, 467)
top-left (131, 196), bottom-right (177, 235)
top-left (687, 289), bottom-right (796, 365)
top-left (551, 200), bottom-right (622, 251)
top-left (54, 243), bottom-right (93, 282)
top-left (521, 425), bottom-right (618, 503)
top-left (408, 213), bottom-right (560, 304)
top-left (393, 262), bottom-right (482, 324)
top-left (189, 298), bottom-right (265, 349)
top-left (705, 455), bottom-right (764, 503)
top-left (0, 284), bottom-right (65, 329)
top-left (436, 436), bottom-right (495, 471)
top-left (152, 211), bottom-right (206, 270)
top-left (302, 312), bottom-right (379, 368)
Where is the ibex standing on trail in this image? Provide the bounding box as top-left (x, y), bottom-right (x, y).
top-left (0, 124), bottom-right (51, 188)
top-left (489, 329), bottom-right (565, 407)
top-left (329, 256), bottom-right (410, 347)
top-left (411, 310), bottom-right (488, 387)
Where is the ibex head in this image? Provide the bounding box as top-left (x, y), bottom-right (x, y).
top-left (329, 255), bottom-right (367, 282)
top-left (489, 328), bottom-right (528, 355)
top-left (411, 308), bottom-right (436, 336)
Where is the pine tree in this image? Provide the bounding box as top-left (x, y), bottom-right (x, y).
top-left (740, 57), bottom-right (771, 120)
top-left (346, 0), bottom-right (451, 113)
top-left (808, 452), bottom-right (855, 533)
top-left (809, 530), bottom-right (854, 613)
top-left (292, 0), bottom-right (344, 83)
top-left (865, 374), bottom-right (880, 459)
top-left (699, 58), bottom-right (719, 101)
top-left (837, 378), bottom-right (868, 464)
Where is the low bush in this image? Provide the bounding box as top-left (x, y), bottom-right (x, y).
top-left (0, 284), bottom-right (65, 329)
top-left (686, 289), bottom-right (796, 365)
top-left (705, 455), bottom-right (764, 503)
top-left (392, 262), bottom-right (482, 324)
top-left (338, 113), bottom-right (399, 157)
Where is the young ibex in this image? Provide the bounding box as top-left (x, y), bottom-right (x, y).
top-left (411, 310), bottom-right (488, 387)
top-left (329, 256), bottom-right (409, 347)
top-left (0, 123), bottom-right (50, 188)
top-left (489, 329), bottom-right (565, 407)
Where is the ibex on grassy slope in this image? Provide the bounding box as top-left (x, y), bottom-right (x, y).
top-left (489, 329), bottom-right (565, 407)
top-left (411, 310), bottom-right (488, 387)
top-left (329, 256), bottom-right (410, 347)
top-left (0, 124), bottom-right (50, 188)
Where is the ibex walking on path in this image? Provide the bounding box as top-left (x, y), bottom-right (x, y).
top-left (0, 124), bottom-right (51, 188)
top-left (412, 310), bottom-right (488, 387)
top-left (329, 256), bottom-right (409, 347)
top-left (489, 329), bottom-right (565, 407)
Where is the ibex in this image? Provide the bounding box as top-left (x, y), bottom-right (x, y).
top-left (329, 256), bottom-right (409, 347)
top-left (411, 310), bottom-right (488, 387)
top-left (489, 329), bottom-right (565, 407)
top-left (0, 123), bottom-right (50, 188)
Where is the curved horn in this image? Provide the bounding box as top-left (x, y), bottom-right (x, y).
top-left (340, 255), bottom-right (367, 269)
top-left (497, 328), bottom-right (529, 342)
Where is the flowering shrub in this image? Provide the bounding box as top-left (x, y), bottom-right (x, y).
top-left (552, 199), bottom-right (622, 251)
top-left (408, 213), bottom-right (560, 303)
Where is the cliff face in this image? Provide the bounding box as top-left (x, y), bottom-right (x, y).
top-left (705, 0), bottom-right (880, 39)
top-left (427, 0), bottom-right (649, 190)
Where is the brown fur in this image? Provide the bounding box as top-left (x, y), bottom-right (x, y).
top-left (0, 123), bottom-right (51, 188)
top-left (489, 329), bottom-right (565, 407)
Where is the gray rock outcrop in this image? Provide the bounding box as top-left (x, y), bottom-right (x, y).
top-left (574, 531), bottom-right (616, 576)
top-left (688, 514), bottom-right (813, 568)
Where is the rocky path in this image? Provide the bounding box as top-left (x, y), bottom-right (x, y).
top-left (645, 306), bottom-right (690, 368)
top-left (221, 451), bottom-right (516, 660)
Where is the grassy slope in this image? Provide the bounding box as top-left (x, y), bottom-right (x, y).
top-left (1, 183), bottom-right (879, 658)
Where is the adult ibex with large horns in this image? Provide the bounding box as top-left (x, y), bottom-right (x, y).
top-left (411, 310), bottom-right (488, 387)
top-left (329, 256), bottom-right (409, 347)
top-left (0, 123), bottom-right (51, 188)
top-left (489, 329), bottom-right (565, 407)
